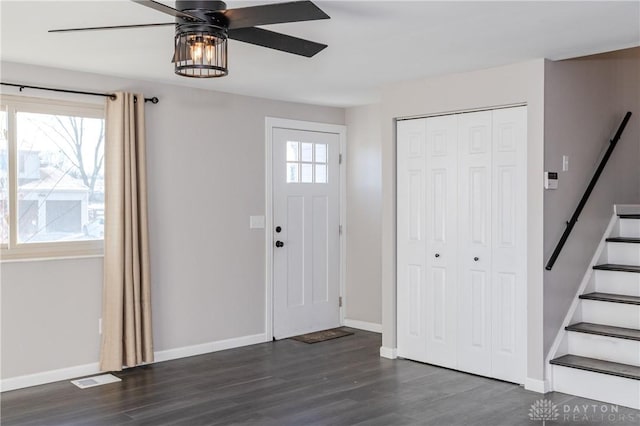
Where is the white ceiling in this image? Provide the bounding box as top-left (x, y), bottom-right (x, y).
top-left (1, 1), bottom-right (639, 107)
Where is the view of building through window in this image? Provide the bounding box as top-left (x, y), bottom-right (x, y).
top-left (0, 106), bottom-right (105, 246)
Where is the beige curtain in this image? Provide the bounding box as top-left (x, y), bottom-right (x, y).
top-left (100, 92), bottom-right (153, 372)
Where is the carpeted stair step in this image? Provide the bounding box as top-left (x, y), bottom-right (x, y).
top-left (550, 354), bottom-right (640, 380)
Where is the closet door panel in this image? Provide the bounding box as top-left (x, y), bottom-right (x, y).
top-left (397, 107), bottom-right (526, 385)
top-left (424, 114), bottom-right (458, 368)
top-left (397, 118), bottom-right (428, 361)
top-left (491, 106), bottom-right (527, 383)
top-left (457, 110), bottom-right (492, 377)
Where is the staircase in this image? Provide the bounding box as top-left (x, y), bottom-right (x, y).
top-left (549, 209), bottom-right (640, 409)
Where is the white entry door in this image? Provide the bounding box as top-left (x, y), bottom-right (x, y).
top-left (272, 127), bottom-right (341, 339)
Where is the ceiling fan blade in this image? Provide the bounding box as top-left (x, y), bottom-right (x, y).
top-left (224, 1), bottom-right (329, 30)
top-left (131, 0), bottom-right (205, 22)
top-left (49, 22), bottom-right (175, 33)
top-left (228, 27), bottom-right (327, 58)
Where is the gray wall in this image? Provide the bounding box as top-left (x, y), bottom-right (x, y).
top-left (1, 258), bottom-right (103, 377)
top-left (378, 60), bottom-right (546, 383)
top-left (0, 61), bottom-right (344, 379)
top-left (345, 104), bottom-right (382, 325)
top-left (543, 47), bottom-right (640, 355)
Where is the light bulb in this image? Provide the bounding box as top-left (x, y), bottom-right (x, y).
top-left (205, 45), bottom-right (215, 62)
top-left (191, 42), bottom-right (204, 62)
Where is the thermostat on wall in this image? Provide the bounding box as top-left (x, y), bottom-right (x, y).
top-left (544, 172), bottom-right (558, 189)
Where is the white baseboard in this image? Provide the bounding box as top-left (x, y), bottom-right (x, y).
top-left (343, 319), bottom-right (382, 333)
top-left (154, 333), bottom-right (267, 363)
top-left (380, 346), bottom-right (398, 359)
top-left (0, 362), bottom-right (100, 392)
top-left (525, 377), bottom-right (551, 394)
top-left (1, 333), bottom-right (268, 393)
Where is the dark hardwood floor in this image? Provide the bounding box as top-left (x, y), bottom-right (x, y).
top-left (2, 329), bottom-right (639, 425)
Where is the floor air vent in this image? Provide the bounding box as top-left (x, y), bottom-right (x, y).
top-left (71, 374), bottom-right (121, 389)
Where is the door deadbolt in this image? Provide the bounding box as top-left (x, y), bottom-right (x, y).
top-left (275, 226), bottom-right (282, 233)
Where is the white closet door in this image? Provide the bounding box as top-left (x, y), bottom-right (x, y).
top-left (457, 110), bottom-right (493, 377)
top-left (424, 114), bottom-right (459, 368)
top-left (397, 118), bottom-right (428, 361)
top-left (396, 107), bottom-right (527, 385)
top-left (490, 106), bottom-right (527, 383)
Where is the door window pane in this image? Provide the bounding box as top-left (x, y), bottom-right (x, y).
top-left (301, 163), bottom-right (313, 183)
top-left (16, 112), bottom-right (104, 243)
top-left (301, 143), bottom-right (313, 162)
top-left (315, 164), bottom-right (327, 183)
top-left (286, 162), bottom-right (299, 183)
top-left (0, 109), bottom-right (7, 244)
top-left (315, 144), bottom-right (327, 163)
top-left (286, 141), bottom-right (299, 162)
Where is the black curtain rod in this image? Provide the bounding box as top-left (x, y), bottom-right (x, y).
top-left (0, 82), bottom-right (159, 104)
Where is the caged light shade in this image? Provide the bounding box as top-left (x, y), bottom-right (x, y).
top-left (173, 31), bottom-right (228, 78)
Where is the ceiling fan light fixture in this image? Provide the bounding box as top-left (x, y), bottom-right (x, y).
top-left (51, 1), bottom-right (330, 78)
top-left (174, 31), bottom-right (228, 78)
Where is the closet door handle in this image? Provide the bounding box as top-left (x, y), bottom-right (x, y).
top-left (473, 257), bottom-right (479, 262)
top-left (435, 253), bottom-right (440, 258)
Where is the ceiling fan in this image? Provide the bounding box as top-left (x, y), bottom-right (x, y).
top-left (49, 0), bottom-right (330, 78)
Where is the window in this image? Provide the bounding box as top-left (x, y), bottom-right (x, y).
top-left (0, 95), bottom-right (105, 259)
top-left (286, 141), bottom-right (328, 184)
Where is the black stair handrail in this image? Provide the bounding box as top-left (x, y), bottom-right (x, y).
top-left (545, 111), bottom-right (633, 271)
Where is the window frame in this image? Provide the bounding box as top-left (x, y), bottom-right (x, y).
top-left (0, 94), bottom-right (105, 261)
top-left (285, 141), bottom-right (329, 184)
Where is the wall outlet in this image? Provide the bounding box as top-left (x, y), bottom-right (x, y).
top-left (562, 155), bottom-right (569, 172)
top-left (98, 318), bottom-right (102, 335)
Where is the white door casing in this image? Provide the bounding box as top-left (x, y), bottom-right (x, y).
top-left (270, 124), bottom-right (342, 339)
top-left (396, 106), bottom-right (527, 385)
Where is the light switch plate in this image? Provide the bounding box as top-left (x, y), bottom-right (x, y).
top-left (250, 215), bottom-right (265, 229)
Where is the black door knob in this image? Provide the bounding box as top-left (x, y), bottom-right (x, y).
top-left (435, 253), bottom-right (440, 258)
top-left (275, 241), bottom-right (284, 248)
top-left (275, 226), bottom-right (282, 233)
top-left (474, 257), bottom-right (479, 261)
